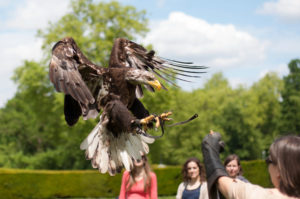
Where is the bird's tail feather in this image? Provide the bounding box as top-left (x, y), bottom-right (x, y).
top-left (80, 122), bottom-right (100, 150)
top-left (80, 117), bottom-right (155, 175)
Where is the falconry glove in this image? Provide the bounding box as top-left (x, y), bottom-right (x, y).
top-left (201, 132), bottom-right (228, 199)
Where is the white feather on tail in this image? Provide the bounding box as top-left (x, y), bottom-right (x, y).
top-left (80, 115), bottom-right (155, 175)
top-left (80, 122), bottom-right (100, 150)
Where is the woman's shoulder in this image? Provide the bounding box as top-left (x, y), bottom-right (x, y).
top-left (237, 175), bottom-right (250, 183)
top-left (266, 188), bottom-right (299, 199)
top-left (122, 170), bottom-right (130, 177)
top-left (201, 181), bottom-right (207, 188)
top-left (178, 182), bottom-right (185, 187)
top-left (199, 182), bottom-right (209, 199)
top-left (176, 182), bottom-right (186, 190)
top-left (150, 171), bottom-right (157, 178)
top-left (176, 182), bottom-right (186, 199)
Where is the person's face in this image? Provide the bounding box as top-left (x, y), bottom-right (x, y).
top-left (133, 156), bottom-right (145, 167)
top-left (225, 159), bottom-right (240, 178)
top-left (187, 161), bottom-right (200, 180)
top-left (266, 156), bottom-right (280, 188)
top-left (268, 164), bottom-right (280, 188)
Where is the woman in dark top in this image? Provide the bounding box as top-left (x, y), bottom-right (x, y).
top-left (176, 157), bottom-right (209, 199)
top-left (224, 154), bottom-right (250, 183)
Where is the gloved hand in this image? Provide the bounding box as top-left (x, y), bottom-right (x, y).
top-left (202, 131), bottom-right (228, 199)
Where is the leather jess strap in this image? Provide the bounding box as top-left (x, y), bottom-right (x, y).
top-left (141, 113), bottom-right (198, 139)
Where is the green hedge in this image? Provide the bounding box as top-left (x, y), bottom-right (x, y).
top-left (0, 161), bottom-right (272, 199)
top-left (241, 160), bottom-right (273, 188)
top-left (155, 166), bottom-right (181, 196)
top-left (0, 169), bottom-right (122, 199)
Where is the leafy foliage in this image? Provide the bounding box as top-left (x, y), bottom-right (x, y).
top-left (37, 0), bottom-right (148, 65)
top-left (280, 59), bottom-right (300, 134)
top-left (0, 0), bottom-right (298, 169)
top-left (0, 162), bottom-right (271, 199)
top-left (0, 0), bottom-right (148, 169)
top-left (241, 160), bottom-right (272, 187)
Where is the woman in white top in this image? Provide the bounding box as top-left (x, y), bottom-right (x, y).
top-left (202, 131), bottom-right (300, 199)
top-left (176, 157), bottom-right (209, 199)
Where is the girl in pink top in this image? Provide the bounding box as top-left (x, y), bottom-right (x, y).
top-left (119, 155), bottom-right (157, 199)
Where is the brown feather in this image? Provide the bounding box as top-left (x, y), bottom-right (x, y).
top-left (49, 37), bottom-right (205, 175)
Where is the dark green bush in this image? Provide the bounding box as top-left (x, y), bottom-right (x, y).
top-left (0, 169), bottom-right (122, 199)
top-left (0, 161), bottom-right (272, 199)
top-left (154, 166), bottom-right (182, 196)
top-left (241, 160), bottom-right (273, 188)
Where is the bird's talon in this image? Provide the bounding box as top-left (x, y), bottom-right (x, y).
top-left (159, 112), bottom-right (173, 122)
top-left (140, 115), bottom-right (155, 125)
top-left (163, 118), bottom-right (172, 121)
top-left (142, 125), bottom-right (148, 131)
top-left (160, 112), bottom-right (172, 119)
top-left (155, 117), bottom-right (160, 128)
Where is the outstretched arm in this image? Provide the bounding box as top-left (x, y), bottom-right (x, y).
top-left (201, 131), bottom-right (229, 199)
top-left (217, 176), bottom-right (235, 198)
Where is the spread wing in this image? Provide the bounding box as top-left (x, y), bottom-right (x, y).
top-left (109, 38), bottom-right (207, 92)
top-left (49, 37), bottom-right (105, 124)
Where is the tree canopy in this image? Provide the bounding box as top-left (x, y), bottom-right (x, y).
top-left (280, 59), bottom-right (300, 134)
top-left (0, 0), bottom-right (298, 169)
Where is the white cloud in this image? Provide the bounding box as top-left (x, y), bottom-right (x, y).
top-left (259, 63), bottom-right (289, 79)
top-left (156, 0), bottom-right (166, 8)
top-left (144, 12), bottom-right (267, 69)
top-left (0, 0), bottom-right (70, 107)
top-left (228, 77), bottom-right (249, 89)
top-left (257, 0), bottom-right (300, 22)
top-left (0, 77), bottom-right (16, 107)
top-left (0, 0), bottom-right (9, 7)
top-left (0, 31), bottom-right (43, 107)
top-left (0, 32), bottom-right (43, 74)
top-left (268, 36), bottom-right (300, 55)
top-left (3, 0), bottom-right (70, 30)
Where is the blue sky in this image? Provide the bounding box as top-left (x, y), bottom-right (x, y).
top-left (0, 0), bottom-right (299, 107)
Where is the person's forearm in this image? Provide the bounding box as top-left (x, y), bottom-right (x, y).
top-left (217, 176), bottom-right (234, 199)
top-left (201, 132), bottom-right (228, 199)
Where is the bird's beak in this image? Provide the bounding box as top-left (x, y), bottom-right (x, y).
top-left (148, 80), bottom-right (162, 90)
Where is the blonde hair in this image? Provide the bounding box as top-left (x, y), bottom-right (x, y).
top-left (126, 155), bottom-right (152, 193)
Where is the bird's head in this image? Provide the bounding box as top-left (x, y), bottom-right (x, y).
top-left (126, 69), bottom-right (162, 90)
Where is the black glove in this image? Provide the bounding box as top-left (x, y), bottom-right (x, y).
top-left (202, 132), bottom-right (228, 199)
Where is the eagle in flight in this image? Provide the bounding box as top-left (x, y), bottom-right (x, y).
top-left (49, 37), bottom-right (206, 175)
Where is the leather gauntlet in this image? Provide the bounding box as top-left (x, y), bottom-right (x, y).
top-left (202, 132), bottom-right (228, 199)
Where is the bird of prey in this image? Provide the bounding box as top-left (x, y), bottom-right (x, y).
top-left (49, 37), bottom-right (206, 175)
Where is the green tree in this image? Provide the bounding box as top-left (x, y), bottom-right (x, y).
top-left (250, 73), bottom-right (283, 148)
top-left (0, 0), bottom-right (149, 169)
top-left (38, 0), bottom-right (148, 65)
top-left (217, 73), bottom-right (283, 160)
top-left (1, 0), bottom-right (294, 168)
top-left (280, 59), bottom-right (300, 134)
top-left (221, 98), bottom-right (263, 159)
top-left (203, 73), bottom-right (262, 159)
top-left (159, 73), bottom-right (236, 164)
